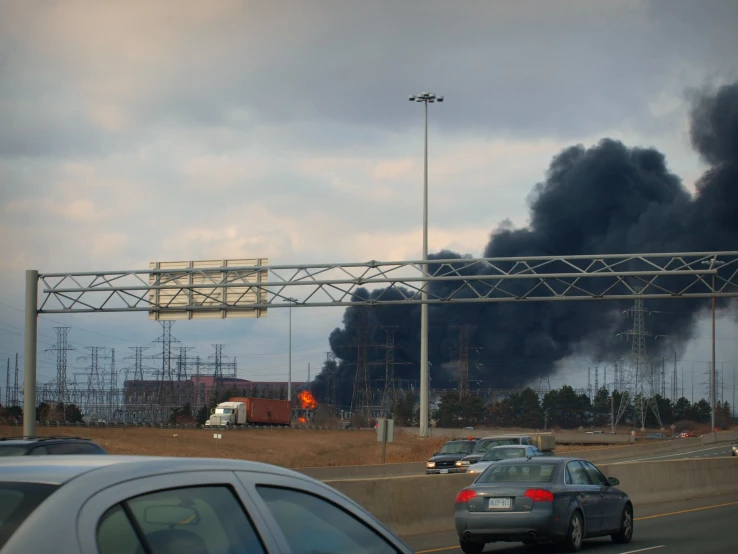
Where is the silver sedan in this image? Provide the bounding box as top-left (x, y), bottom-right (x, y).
top-left (459, 445), bottom-right (546, 475)
top-left (454, 457), bottom-right (633, 553)
top-left (0, 455), bottom-right (414, 554)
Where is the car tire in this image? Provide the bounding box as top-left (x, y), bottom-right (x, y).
top-left (611, 504), bottom-right (634, 544)
top-left (560, 510), bottom-right (584, 552)
top-left (459, 538), bottom-right (485, 553)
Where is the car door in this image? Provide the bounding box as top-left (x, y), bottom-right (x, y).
top-left (564, 460), bottom-right (603, 535)
top-left (76, 470), bottom-right (282, 554)
top-left (235, 471), bottom-right (413, 554)
top-left (581, 460), bottom-right (624, 533)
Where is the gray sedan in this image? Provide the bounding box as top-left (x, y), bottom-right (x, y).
top-left (459, 445), bottom-right (546, 475)
top-left (0, 455), bottom-right (414, 554)
top-left (454, 457), bottom-right (633, 553)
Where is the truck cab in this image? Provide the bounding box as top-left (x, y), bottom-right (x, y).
top-left (204, 401), bottom-right (246, 427)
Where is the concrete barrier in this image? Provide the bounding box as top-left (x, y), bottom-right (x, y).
top-left (325, 457), bottom-right (738, 537)
top-left (295, 461), bottom-right (424, 480)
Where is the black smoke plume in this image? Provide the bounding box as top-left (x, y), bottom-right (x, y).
top-left (312, 82), bottom-right (738, 406)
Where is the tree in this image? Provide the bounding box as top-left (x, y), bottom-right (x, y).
top-left (591, 387), bottom-right (612, 427)
top-left (715, 401), bottom-right (732, 430)
top-left (392, 393), bottom-right (416, 427)
top-left (673, 397), bottom-right (692, 422)
top-left (543, 386), bottom-right (590, 429)
top-left (435, 392), bottom-right (485, 428)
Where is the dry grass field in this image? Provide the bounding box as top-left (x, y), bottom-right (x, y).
top-left (0, 425), bottom-right (604, 468)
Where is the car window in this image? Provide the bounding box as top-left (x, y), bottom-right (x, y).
top-left (475, 463), bottom-right (556, 483)
top-left (96, 486), bottom-right (266, 554)
top-left (437, 441), bottom-right (475, 455)
top-left (256, 485), bottom-right (399, 554)
top-left (474, 438), bottom-right (516, 452)
top-left (38, 442), bottom-right (104, 455)
top-left (0, 482), bottom-right (59, 549)
top-left (565, 461), bottom-right (592, 485)
top-left (580, 461), bottom-right (609, 486)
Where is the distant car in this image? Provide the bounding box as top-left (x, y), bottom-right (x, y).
top-left (0, 436), bottom-right (107, 456)
top-left (459, 445), bottom-right (547, 475)
top-left (0, 455), bottom-right (415, 553)
top-left (426, 438), bottom-right (479, 474)
top-left (732, 439), bottom-right (737, 456)
top-left (455, 435), bottom-right (534, 469)
top-left (454, 457), bottom-right (633, 553)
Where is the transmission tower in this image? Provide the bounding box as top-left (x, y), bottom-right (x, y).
top-left (13, 353), bottom-right (19, 407)
top-left (108, 349), bottom-right (118, 421)
top-left (537, 376), bottom-right (551, 399)
top-left (672, 352), bottom-right (678, 400)
top-left (614, 289), bottom-right (663, 431)
top-left (209, 344), bottom-right (227, 402)
top-left (125, 347), bottom-right (148, 382)
top-left (153, 321), bottom-right (180, 407)
top-left (5, 359), bottom-right (9, 406)
top-left (588, 368), bottom-right (592, 399)
top-left (325, 351), bottom-right (337, 408)
top-left (78, 347), bottom-right (109, 420)
top-left (350, 313), bottom-right (372, 423)
top-left (595, 367), bottom-right (599, 394)
top-left (45, 327), bottom-right (74, 407)
top-left (176, 346), bottom-right (194, 405)
top-left (603, 367), bottom-right (608, 393)
top-left (452, 325), bottom-right (479, 399)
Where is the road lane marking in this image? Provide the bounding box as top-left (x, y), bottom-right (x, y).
top-left (634, 500), bottom-right (738, 521)
top-left (611, 445), bottom-right (729, 463)
top-left (416, 501), bottom-right (738, 553)
top-left (620, 546), bottom-right (665, 554)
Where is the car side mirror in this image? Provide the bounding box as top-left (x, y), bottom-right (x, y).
top-left (608, 477), bottom-right (620, 486)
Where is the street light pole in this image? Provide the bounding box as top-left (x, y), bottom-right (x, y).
top-left (409, 92), bottom-right (443, 438)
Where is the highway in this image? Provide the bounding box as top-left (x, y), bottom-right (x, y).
top-left (610, 443), bottom-right (735, 464)
top-left (404, 492), bottom-right (738, 553)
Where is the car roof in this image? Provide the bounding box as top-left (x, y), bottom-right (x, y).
top-left (0, 436), bottom-right (95, 445)
top-left (487, 444), bottom-right (530, 449)
top-left (0, 455), bottom-right (316, 487)
top-left (491, 456), bottom-right (574, 466)
top-left (479, 435), bottom-right (530, 440)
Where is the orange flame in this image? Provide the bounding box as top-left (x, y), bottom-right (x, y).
top-left (298, 416), bottom-right (306, 423)
top-left (298, 390), bottom-right (317, 410)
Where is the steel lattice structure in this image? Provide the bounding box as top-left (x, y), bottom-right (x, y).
top-left (33, 252), bottom-right (738, 314)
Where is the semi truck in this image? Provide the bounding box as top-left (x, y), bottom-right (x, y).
top-left (204, 397), bottom-right (292, 428)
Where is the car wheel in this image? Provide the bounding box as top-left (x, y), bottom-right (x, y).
top-left (611, 504), bottom-right (634, 544)
top-left (459, 538), bottom-right (485, 553)
top-left (561, 510), bottom-right (583, 552)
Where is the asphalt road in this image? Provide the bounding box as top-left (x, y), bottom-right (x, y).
top-left (404, 492), bottom-right (738, 554)
top-left (610, 443), bottom-right (735, 464)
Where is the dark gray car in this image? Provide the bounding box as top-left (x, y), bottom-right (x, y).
top-left (0, 455), bottom-right (414, 553)
top-left (454, 457), bottom-right (633, 553)
top-left (0, 436), bottom-right (107, 456)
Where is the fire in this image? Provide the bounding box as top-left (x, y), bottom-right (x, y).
top-left (298, 390), bottom-right (317, 410)
top-left (298, 416), bottom-right (306, 423)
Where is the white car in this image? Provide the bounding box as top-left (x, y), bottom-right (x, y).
top-left (465, 445), bottom-right (547, 475)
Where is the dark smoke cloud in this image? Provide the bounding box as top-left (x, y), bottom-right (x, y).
top-left (312, 82), bottom-right (738, 406)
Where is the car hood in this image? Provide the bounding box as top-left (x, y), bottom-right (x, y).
top-left (428, 453), bottom-right (470, 463)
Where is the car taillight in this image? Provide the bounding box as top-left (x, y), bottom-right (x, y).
top-left (524, 489), bottom-right (554, 502)
top-left (455, 489), bottom-right (477, 503)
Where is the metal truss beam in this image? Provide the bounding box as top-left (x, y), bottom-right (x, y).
top-left (34, 252), bottom-right (738, 314)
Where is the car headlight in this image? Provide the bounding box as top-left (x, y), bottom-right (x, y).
top-left (426, 462), bottom-right (435, 468)
top-left (455, 460), bottom-right (470, 467)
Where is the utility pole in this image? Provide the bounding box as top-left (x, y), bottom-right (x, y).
top-left (408, 91), bottom-right (443, 438)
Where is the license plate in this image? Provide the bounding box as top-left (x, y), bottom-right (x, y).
top-left (439, 469), bottom-right (449, 474)
top-left (488, 498), bottom-right (512, 510)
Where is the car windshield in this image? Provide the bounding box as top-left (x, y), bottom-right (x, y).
top-left (475, 463), bottom-right (557, 484)
top-left (438, 442), bottom-right (475, 455)
top-left (0, 482), bottom-right (59, 548)
top-left (480, 447), bottom-right (526, 461)
top-left (215, 408), bottom-right (232, 415)
top-left (474, 439), bottom-right (517, 453)
top-left (0, 445), bottom-right (29, 457)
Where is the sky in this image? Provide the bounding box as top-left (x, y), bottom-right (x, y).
top-left (1, 0), bottom-right (738, 402)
